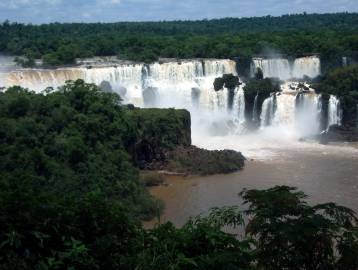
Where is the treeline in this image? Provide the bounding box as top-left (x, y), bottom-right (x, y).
top-left (1, 81), bottom-right (358, 269)
top-left (0, 13), bottom-right (357, 69)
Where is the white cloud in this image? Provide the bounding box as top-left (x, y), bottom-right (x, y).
top-left (0, 0), bottom-right (357, 23)
top-left (1, 0), bottom-right (62, 9)
top-left (96, 0), bottom-right (121, 6)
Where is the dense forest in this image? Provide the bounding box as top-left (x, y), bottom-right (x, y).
top-left (1, 81), bottom-right (357, 269)
top-left (0, 13), bottom-right (357, 71)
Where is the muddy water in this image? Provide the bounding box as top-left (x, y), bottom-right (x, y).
top-left (148, 144), bottom-right (358, 227)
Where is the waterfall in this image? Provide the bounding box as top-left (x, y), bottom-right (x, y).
top-left (316, 94), bottom-right (323, 129)
top-left (295, 92), bottom-right (321, 135)
top-left (84, 65), bottom-right (144, 105)
top-left (233, 86), bottom-right (246, 124)
top-left (327, 95), bottom-right (342, 128)
top-left (272, 93), bottom-right (296, 127)
top-left (260, 94), bottom-right (277, 126)
top-left (259, 85), bottom-right (323, 137)
top-left (3, 57), bottom-right (331, 140)
top-left (203, 59), bottom-right (237, 77)
top-left (149, 61), bottom-right (204, 82)
top-left (252, 93), bottom-right (259, 122)
top-left (292, 56), bottom-right (321, 79)
top-left (251, 58), bottom-right (291, 80)
top-left (251, 56), bottom-right (321, 80)
top-left (342, 57), bottom-right (348, 67)
top-left (6, 68), bottom-right (86, 92)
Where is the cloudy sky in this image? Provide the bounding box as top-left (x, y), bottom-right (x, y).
top-left (0, 0), bottom-right (357, 24)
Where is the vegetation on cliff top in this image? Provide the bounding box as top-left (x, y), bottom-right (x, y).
top-left (1, 13), bottom-right (357, 69)
top-left (213, 74), bottom-right (241, 91)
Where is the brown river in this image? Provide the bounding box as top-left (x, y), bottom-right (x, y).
top-left (147, 142), bottom-right (358, 227)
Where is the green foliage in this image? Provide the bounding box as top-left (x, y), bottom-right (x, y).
top-left (244, 77), bottom-right (281, 97)
top-left (0, 80), bottom-right (158, 269)
top-left (127, 108), bottom-right (191, 167)
top-left (213, 77), bottom-right (225, 91)
top-left (1, 13), bottom-right (357, 69)
top-left (14, 55), bottom-right (35, 68)
top-left (240, 186), bottom-right (358, 270)
top-left (314, 65), bottom-right (358, 125)
top-left (214, 74), bottom-right (240, 91)
top-left (137, 208), bottom-right (253, 270)
top-left (42, 45), bottom-right (79, 67)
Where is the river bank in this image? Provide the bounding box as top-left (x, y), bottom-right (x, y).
top-left (145, 142), bottom-right (358, 227)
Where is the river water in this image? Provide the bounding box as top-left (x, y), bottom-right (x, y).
top-left (148, 141), bottom-right (358, 227)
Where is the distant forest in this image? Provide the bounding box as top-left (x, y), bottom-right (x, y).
top-left (0, 13), bottom-right (357, 72)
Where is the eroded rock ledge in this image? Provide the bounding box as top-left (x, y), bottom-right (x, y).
top-left (319, 125), bottom-right (358, 143)
top-left (142, 145), bottom-right (246, 175)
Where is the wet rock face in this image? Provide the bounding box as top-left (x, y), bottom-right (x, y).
top-left (142, 145), bottom-right (245, 175)
top-left (319, 125), bottom-right (358, 143)
top-left (167, 146), bottom-right (245, 175)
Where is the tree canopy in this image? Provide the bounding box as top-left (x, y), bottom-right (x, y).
top-left (1, 13), bottom-right (357, 68)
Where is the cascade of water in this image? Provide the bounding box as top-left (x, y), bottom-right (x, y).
top-left (251, 58), bottom-right (291, 80)
top-left (203, 59), bottom-right (237, 77)
top-left (6, 68), bottom-right (85, 92)
top-left (292, 56), bottom-right (321, 79)
top-left (272, 93), bottom-right (296, 127)
top-left (251, 56), bottom-right (321, 80)
top-left (327, 95), bottom-right (342, 128)
top-left (149, 61), bottom-right (204, 82)
top-left (232, 86), bottom-right (246, 123)
top-left (252, 93), bottom-right (259, 122)
top-left (295, 92), bottom-right (321, 135)
top-left (316, 94), bottom-right (323, 130)
top-left (260, 94), bottom-right (277, 127)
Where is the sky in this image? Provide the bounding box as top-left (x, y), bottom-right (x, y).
top-left (0, 0), bottom-right (357, 24)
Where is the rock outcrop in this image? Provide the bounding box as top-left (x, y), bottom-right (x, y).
top-left (127, 107), bottom-right (246, 175)
top-left (319, 125), bottom-right (358, 143)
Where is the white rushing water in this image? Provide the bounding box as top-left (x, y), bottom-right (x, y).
top-left (292, 56), bottom-right (321, 79)
top-left (327, 95), bottom-right (342, 128)
top-left (251, 56), bottom-right (321, 80)
top-left (2, 57), bottom-right (344, 159)
top-left (259, 86), bottom-right (322, 138)
top-left (260, 94), bottom-right (276, 127)
top-left (251, 58), bottom-right (291, 80)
